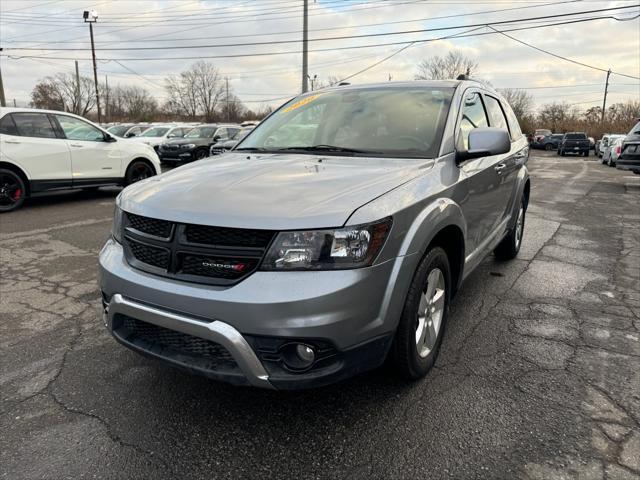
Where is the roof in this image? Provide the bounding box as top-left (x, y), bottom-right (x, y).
top-left (311, 78), bottom-right (497, 96)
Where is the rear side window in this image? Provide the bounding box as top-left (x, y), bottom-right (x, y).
top-left (484, 95), bottom-right (509, 132)
top-left (11, 113), bottom-right (57, 139)
top-left (502, 103), bottom-right (522, 141)
top-left (458, 92), bottom-right (488, 150)
top-left (0, 114), bottom-right (19, 135)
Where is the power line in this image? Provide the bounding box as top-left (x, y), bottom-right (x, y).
top-left (4, 5), bottom-right (638, 52)
top-left (4, 12), bottom-right (638, 66)
top-left (487, 24), bottom-right (640, 80)
top-left (3, 0), bottom-right (576, 46)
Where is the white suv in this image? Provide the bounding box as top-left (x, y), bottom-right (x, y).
top-left (0, 108), bottom-right (161, 212)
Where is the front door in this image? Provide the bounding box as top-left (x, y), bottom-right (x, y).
top-left (2, 112), bottom-right (72, 191)
top-left (53, 114), bottom-right (122, 183)
top-left (456, 91), bottom-right (506, 260)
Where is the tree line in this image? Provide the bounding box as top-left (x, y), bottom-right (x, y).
top-left (30, 55), bottom-right (638, 137)
top-left (30, 60), bottom-right (272, 123)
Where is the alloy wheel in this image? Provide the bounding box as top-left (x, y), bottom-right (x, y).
top-left (415, 268), bottom-right (446, 358)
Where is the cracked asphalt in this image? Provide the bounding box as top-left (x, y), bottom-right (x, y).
top-left (1, 151), bottom-right (639, 480)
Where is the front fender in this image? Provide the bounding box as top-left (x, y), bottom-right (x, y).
top-left (397, 198), bottom-right (466, 258)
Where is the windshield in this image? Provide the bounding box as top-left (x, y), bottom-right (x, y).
top-left (140, 127), bottom-right (169, 137)
top-left (565, 133), bottom-right (586, 139)
top-left (629, 121), bottom-right (640, 135)
top-left (233, 127), bottom-right (253, 141)
top-left (107, 125), bottom-right (130, 136)
top-left (186, 127), bottom-right (216, 138)
top-left (238, 87), bottom-right (454, 158)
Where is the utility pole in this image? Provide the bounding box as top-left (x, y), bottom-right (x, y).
top-left (84, 10), bottom-right (101, 123)
top-left (104, 75), bottom-right (109, 123)
top-left (225, 76), bottom-right (230, 121)
top-left (601, 69), bottom-right (611, 124)
top-left (75, 60), bottom-right (80, 113)
top-left (0, 49), bottom-right (6, 107)
top-left (301, 0), bottom-right (308, 93)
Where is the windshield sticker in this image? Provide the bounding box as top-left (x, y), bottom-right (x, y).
top-left (282, 94), bottom-right (322, 113)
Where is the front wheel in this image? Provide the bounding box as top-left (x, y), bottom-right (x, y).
top-left (545, 143), bottom-right (553, 151)
top-left (194, 149), bottom-right (208, 160)
top-left (494, 198), bottom-right (526, 260)
top-left (125, 160), bottom-right (155, 186)
top-left (391, 247), bottom-right (450, 380)
top-left (0, 169), bottom-right (27, 213)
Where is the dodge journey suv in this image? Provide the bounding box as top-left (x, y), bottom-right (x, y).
top-left (99, 80), bottom-right (530, 390)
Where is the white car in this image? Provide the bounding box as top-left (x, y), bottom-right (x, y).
top-left (601, 134), bottom-right (626, 164)
top-left (128, 125), bottom-right (192, 151)
top-left (0, 107), bottom-right (161, 212)
top-left (606, 137), bottom-right (625, 167)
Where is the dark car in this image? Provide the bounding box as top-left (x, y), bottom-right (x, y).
top-left (107, 124), bottom-right (150, 138)
top-left (558, 132), bottom-right (590, 157)
top-left (616, 121), bottom-right (640, 174)
top-left (210, 126), bottom-right (254, 155)
top-left (533, 133), bottom-right (563, 151)
top-left (159, 124), bottom-right (239, 165)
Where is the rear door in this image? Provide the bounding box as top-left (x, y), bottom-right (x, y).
top-left (1, 112), bottom-right (72, 190)
top-left (456, 91), bottom-right (505, 255)
top-left (53, 114), bottom-right (122, 183)
top-left (483, 94), bottom-right (523, 225)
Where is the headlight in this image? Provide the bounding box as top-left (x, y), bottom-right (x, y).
top-left (181, 144), bottom-right (196, 149)
top-left (260, 218), bottom-right (392, 271)
top-left (111, 204), bottom-right (123, 243)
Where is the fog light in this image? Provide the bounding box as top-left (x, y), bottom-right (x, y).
top-left (281, 343), bottom-right (316, 370)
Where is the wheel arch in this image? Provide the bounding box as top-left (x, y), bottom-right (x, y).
top-left (125, 157), bottom-right (158, 178)
top-left (0, 161), bottom-right (31, 197)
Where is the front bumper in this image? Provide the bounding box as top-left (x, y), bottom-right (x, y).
top-left (99, 239), bottom-right (413, 389)
top-left (159, 149), bottom-right (195, 163)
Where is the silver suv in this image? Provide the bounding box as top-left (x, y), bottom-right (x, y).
top-left (99, 80), bottom-right (530, 390)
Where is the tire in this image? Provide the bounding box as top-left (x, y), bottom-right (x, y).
top-left (125, 160), bottom-right (156, 186)
top-left (545, 143), bottom-right (553, 151)
top-left (561, 150), bottom-right (566, 157)
top-left (391, 247), bottom-right (450, 380)
top-left (0, 168), bottom-right (27, 213)
top-left (194, 149), bottom-right (208, 160)
top-left (494, 197), bottom-right (526, 260)
top-left (584, 150), bottom-right (589, 157)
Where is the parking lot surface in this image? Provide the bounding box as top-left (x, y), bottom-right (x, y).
top-left (1, 152), bottom-right (639, 479)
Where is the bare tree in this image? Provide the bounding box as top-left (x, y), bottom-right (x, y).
top-left (415, 51), bottom-right (479, 80)
top-left (30, 73), bottom-right (96, 115)
top-left (164, 61), bottom-right (224, 121)
top-left (31, 82), bottom-right (64, 111)
top-left (119, 86), bottom-right (157, 121)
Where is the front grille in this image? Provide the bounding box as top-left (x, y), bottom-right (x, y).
top-left (127, 240), bottom-right (170, 269)
top-left (117, 315), bottom-right (238, 370)
top-left (122, 212), bottom-right (275, 285)
top-left (179, 254), bottom-right (259, 279)
top-left (127, 213), bottom-right (172, 238)
top-left (184, 224), bottom-right (274, 248)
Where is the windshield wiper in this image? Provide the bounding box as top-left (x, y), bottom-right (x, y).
top-left (235, 147), bottom-right (274, 152)
top-left (275, 145), bottom-right (379, 154)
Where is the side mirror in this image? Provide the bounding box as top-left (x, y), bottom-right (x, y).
top-left (213, 135), bottom-right (221, 141)
top-left (457, 127), bottom-right (510, 163)
top-left (126, 132), bottom-right (136, 138)
top-left (104, 133), bottom-right (117, 142)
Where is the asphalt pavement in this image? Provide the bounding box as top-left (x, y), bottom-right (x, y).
top-left (1, 151), bottom-right (639, 479)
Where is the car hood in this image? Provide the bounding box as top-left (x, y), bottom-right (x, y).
top-left (119, 152), bottom-right (431, 230)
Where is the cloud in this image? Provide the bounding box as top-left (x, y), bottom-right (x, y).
top-left (1, 0), bottom-right (638, 110)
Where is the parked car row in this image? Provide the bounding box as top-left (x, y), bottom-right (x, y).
top-left (0, 107), bottom-right (161, 212)
top-left (611, 121), bottom-right (640, 174)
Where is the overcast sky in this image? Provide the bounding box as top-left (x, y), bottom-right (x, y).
top-left (1, 0), bottom-right (639, 112)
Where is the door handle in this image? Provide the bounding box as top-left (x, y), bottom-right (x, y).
top-left (494, 163), bottom-right (507, 173)
top-left (69, 143), bottom-right (84, 148)
top-left (3, 140), bottom-right (20, 144)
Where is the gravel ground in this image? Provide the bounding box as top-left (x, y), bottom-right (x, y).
top-left (1, 151), bottom-right (639, 480)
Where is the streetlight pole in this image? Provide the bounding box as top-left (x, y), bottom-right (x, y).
top-left (84, 10), bottom-right (101, 123)
top-left (301, 0), bottom-right (308, 93)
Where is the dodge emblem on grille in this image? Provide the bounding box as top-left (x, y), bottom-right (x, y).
top-left (201, 261), bottom-right (246, 272)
